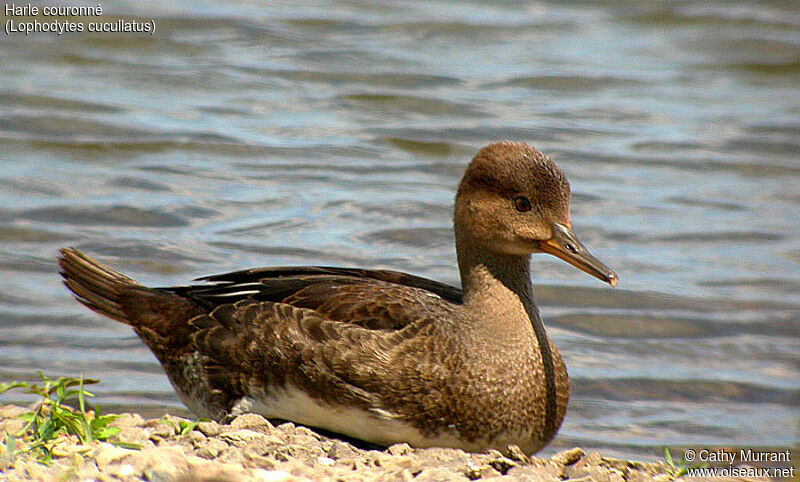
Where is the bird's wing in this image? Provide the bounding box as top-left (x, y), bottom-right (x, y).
top-left (162, 266), bottom-right (463, 330)
top-left (187, 298), bottom-right (450, 418)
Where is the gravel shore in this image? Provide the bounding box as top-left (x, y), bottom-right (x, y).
top-left (0, 404), bottom-right (704, 481)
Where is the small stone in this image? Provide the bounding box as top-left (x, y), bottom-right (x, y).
top-left (219, 429), bottom-right (286, 455)
top-left (110, 412), bottom-right (145, 428)
top-left (132, 445), bottom-right (190, 479)
top-left (327, 440), bottom-right (357, 460)
top-left (550, 447), bottom-right (585, 466)
top-left (0, 418), bottom-right (26, 436)
top-left (93, 443), bottom-right (136, 470)
top-left (600, 455), bottom-right (636, 474)
top-left (374, 454), bottom-right (416, 471)
top-left (277, 442), bottom-right (327, 461)
top-left (217, 447), bottom-right (246, 466)
top-left (116, 425), bottom-right (151, 446)
top-left (565, 450), bottom-right (605, 479)
top-left (275, 422), bottom-right (296, 433)
top-left (0, 405), bottom-right (28, 418)
top-left (465, 462), bottom-right (502, 480)
top-left (187, 430), bottom-right (206, 448)
top-left (195, 437), bottom-right (229, 460)
top-left (50, 444), bottom-right (71, 458)
top-left (506, 445), bottom-right (531, 464)
top-left (387, 443), bottom-right (412, 456)
top-left (242, 446), bottom-right (276, 468)
top-left (0, 406), bottom-right (27, 436)
top-left (230, 413), bottom-right (273, 432)
top-left (220, 429), bottom-right (279, 450)
top-left (565, 462), bottom-right (625, 482)
top-left (50, 437), bottom-right (92, 458)
top-left (317, 456), bottom-right (334, 466)
top-left (142, 417), bottom-right (164, 428)
top-left (197, 420), bottom-right (222, 437)
top-left (397, 469), bottom-right (417, 481)
top-left (294, 425), bottom-right (321, 440)
top-left (567, 460), bottom-right (587, 475)
top-left (507, 465), bottom-right (564, 482)
top-left (608, 468), bottom-right (626, 482)
top-left (149, 422), bottom-right (176, 440)
top-left (486, 450), bottom-right (517, 475)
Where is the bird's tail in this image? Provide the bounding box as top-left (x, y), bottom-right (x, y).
top-left (57, 247), bottom-right (141, 324)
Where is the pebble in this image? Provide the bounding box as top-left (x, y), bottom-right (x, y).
top-left (196, 437), bottom-right (229, 459)
top-left (230, 413), bottom-right (274, 432)
top-left (326, 440), bottom-right (357, 460)
top-left (92, 443), bottom-right (136, 469)
top-left (197, 420), bottom-right (222, 437)
top-left (387, 442), bottom-right (413, 456)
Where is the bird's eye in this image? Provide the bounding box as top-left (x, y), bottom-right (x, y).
top-left (514, 196), bottom-right (532, 212)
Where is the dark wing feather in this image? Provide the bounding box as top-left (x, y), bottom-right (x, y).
top-left (191, 266), bottom-right (462, 303)
top-left (162, 266), bottom-right (463, 330)
top-left (189, 299), bottom-right (412, 411)
top-left (190, 298), bottom-right (470, 435)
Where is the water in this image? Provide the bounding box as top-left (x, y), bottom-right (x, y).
top-left (1, 1), bottom-right (798, 460)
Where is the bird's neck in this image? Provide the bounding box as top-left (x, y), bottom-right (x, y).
top-left (456, 236), bottom-right (541, 332)
top-left (455, 224), bottom-right (562, 444)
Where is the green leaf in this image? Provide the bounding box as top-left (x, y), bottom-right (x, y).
top-left (94, 426), bottom-right (121, 440)
top-left (77, 377), bottom-right (88, 415)
top-left (664, 447), bottom-right (674, 466)
top-left (91, 414), bottom-right (119, 429)
top-left (179, 420), bottom-right (199, 435)
top-left (65, 389), bottom-right (95, 400)
top-left (112, 440), bottom-right (141, 450)
top-left (61, 377), bottom-right (99, 388)
top-left (89, 411), bottom-right (121, 442)
top-left (0, 381), bottom-right (31, 394)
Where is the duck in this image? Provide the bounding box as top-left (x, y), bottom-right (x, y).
top-left (58, 141), bottom-right (617, 454)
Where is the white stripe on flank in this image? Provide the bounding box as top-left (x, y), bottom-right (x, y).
top-left (204, 291), bottom-right (261, 297)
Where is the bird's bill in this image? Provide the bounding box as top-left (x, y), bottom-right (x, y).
top-left (539, 223), bottom-right (618, 287)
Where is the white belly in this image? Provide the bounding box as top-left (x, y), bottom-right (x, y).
top-left (231, 385), bottom-right (504, 452)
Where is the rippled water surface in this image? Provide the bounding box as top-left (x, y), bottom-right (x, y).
top-left (1, 1), bottom-right (798, 459)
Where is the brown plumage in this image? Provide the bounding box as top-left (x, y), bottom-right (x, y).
top-left (58, 141), bottom-right (617, 454)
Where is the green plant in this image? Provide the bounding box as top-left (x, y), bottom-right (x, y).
top-left (0, 373), bottom-right (139, 463)
top-left (663, 447), bottom-right (709, 480)
top-left (663, 447), bottom-right (688, 478)
top-left (163, 417), bottom-right (201, 436)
